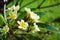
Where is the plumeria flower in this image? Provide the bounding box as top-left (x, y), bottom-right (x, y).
top-left (17, 20), bottom-right (28, 30)
top-left (25, 8), bottom-right (40, 22)
top-left (13, 5), bottom-right (20, 11)
top-left (8, 5), bottom-right (20, 12)
top-left (9, 12), bottom-right (17, 19)
top-left (30, 12), bottom-right (40, 22)
top-left (25, 7), bottom-right (31, 14)
top-left (2, 25), bottom-right (9, 33)
top-left (32, 23), bottom-right (40, 33)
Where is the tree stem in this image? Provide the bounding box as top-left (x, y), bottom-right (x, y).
top-left (4, 1), bottom-right (7, 21)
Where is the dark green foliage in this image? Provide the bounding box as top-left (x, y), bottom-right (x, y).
top-left (0, 0), bottom-right (60, 40)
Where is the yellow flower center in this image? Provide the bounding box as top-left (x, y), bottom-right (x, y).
top-left (20, 22), bottom-right (26, 28)
top-left (3, 28), bottom-right (8, 33)
top-left (10, 13), bottom-right (17, 19)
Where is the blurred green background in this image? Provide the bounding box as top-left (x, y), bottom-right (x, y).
top-left (0, 0), bottom-right (60, 40)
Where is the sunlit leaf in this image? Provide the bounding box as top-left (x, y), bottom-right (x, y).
top-left (0, 14), bottom-right (7, 25)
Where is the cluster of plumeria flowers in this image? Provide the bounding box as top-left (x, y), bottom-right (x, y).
top-left (2, 5), bottom-right (40, 33)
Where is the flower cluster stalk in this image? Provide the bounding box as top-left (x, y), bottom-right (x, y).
top-left (4, 0), bottom-right (7, 21)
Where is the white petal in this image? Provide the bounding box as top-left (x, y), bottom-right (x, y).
top-left (23, 28), bottom-right (27, 30)
top-left (34, 23), bottom-right (36, 25)
top-left (12, 5), bottom-right (15, 8)
top-left (21, 20), bottom-right (24, 22)
top-left (25, 22), bottom-right (28, 27)
top-left (17, 21), bottom-right (20, 24)
top-left (18, 26), bottom-right (23, 29)
top-left (25, 7), bottom-right (30, 11)
top-left (18, 26), bottom-right (20, 28)
top-left (17, 5), bottom-right (20, 9)
top-left (34, 23), bottom-right (40, 31)
top-left (36, 27), bottom-right (40, 31)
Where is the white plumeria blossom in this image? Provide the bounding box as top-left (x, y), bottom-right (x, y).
top-left (8, 5), bottom-right (20, 12)
top-left (25, 8), bottom-right (40, 22)
top-left (34, 23), bottom-right (40, 31)
top-left (17, 20), bottom-right (28, 30)
top-left (2, 25), bottom-right (9, 33)
top-left (25, 7), bottom-right (31, 14)
top-left (32, 23), bottom-right (40, 33)
top-left (30, 12), bottom-right (40, 19)
top-left (30, 12), bottom-right (40, 22)
top-left (8, 5), bottom-right (20, 19)
top-left (13, 5), bottom-right (20, 11)
top-left (9, 12), bottom-right (17, 19)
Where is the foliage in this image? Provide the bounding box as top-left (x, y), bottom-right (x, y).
top-left (0, 0), bottom-right (60, 40)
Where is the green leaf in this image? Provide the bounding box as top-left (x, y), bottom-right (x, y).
top-left (18, 12), bottom-right (26, 19)
top-left (2, 33), bottom-right (9, 40)
top-left (6, 1), bottom-right (14, 8)
top-left (0, 14), bottom-right (7, 25)
top-left (36, 23), bottom-right (60, 33)
top-left (36, 12), bottom-right (46, 17)
top-left (15, 33), bottom-right (41, 40)
top-left (0, 28), bottom-right (2, 32)
top-left (7, 0), bottom-right (20, 8)
top-left (20, 0), bottom-right (43, 11)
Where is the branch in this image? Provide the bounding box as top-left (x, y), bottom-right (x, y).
top-left (31, 3), bottom-right (60, 10)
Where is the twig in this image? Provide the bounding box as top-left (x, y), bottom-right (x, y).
top-left (4, 0), bottom-right (7, 21)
